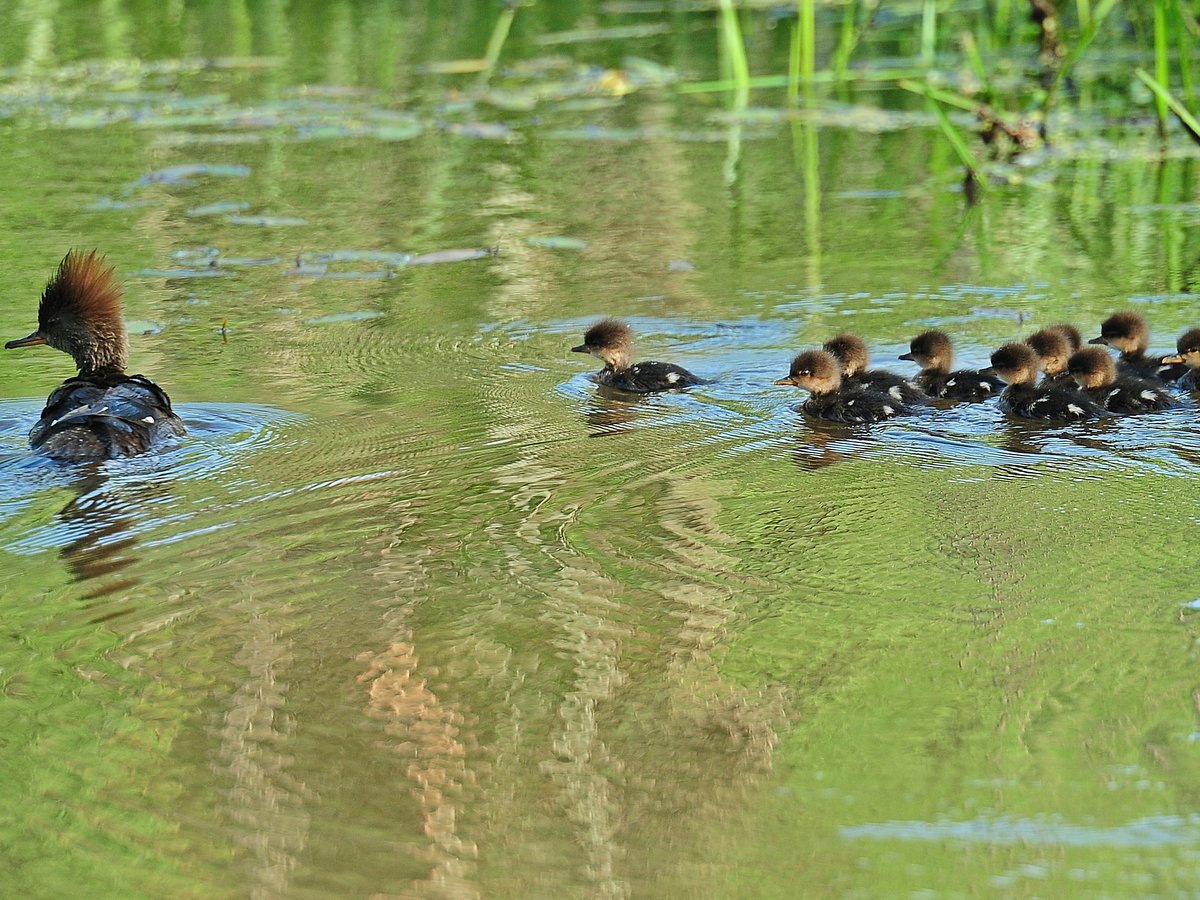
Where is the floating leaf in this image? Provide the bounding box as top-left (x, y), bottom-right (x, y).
top-left (305, 311), bottom-right (386, 325)
top-left (228, 214), bottom-right (307, 226)
top-left (309, 250), bottom-right (412, 266)
top-left (137, 163), bottom-right (251, 186)
top-left (409, 248), bottom-right (495, 265)
top-left (186, 201), bottom-right (251, 217)
top-left (527, 236), bottom-right (588, 250)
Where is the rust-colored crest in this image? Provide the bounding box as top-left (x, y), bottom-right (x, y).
top-left (39, 250), bottom-right (123, 325)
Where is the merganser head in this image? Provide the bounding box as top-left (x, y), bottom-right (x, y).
top-left (898, 330), bottom-right (954, 373)
top-left (986, 342), bottom-right (1040, 386)
top-left (822, 334), bottom-right (870, 378)
top-left (6, 250), bottom-right (127, 377)
top-left (1049, 323), bottom-right (1083, 353)
top-left (1067, 346), bottom-right (1117, 390)
top-left (572, 318), bottom-right (632, 371)
top-left (1161, 327), bottom-right (1200, 368)
top-left (774, 349), bottom-right (842, 395)
top-left (1090, 311), bottom-right (1148, 356)
top-left (1025, 327), bottom-right (1072, 376)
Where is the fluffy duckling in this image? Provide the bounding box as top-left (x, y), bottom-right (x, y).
top-left (822, 333), bottom-right (926, 404)
top-left (774, 349), bottom-right (914, 423)
top-left (987, 342), bottom-right (1105, 421)
top-left (897, 330), bottom-right (1003, 401)
top-left (1066, 346), bottom-right (1173, 413)
top-left (1089, 311), bottom-right (1186, 383)
top-left (1160, 327), bottom-right (1200, 391)
top-left (1024, 327), bottom-right (1074, 384)
top-left (1051, 323), bottom-right (1083, 353)
top-left (571, 319), bottom-right (705, 393)
top-left (5, 250), bottom-right (186, 460)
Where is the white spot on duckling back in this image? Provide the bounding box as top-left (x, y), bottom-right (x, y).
top-left (1141, 390), bottom-right (1158, 401)
top-left (667, 372), bottom-right (680, 384)
top-left (889, 385), bottom-right (902, 400)
top-left (882, 405), bottom-right (895, 416)
top-left (1067, 404), bottom-right (1084, 416)
top-left (946, 379), bottom-right (957, 387)
top-left (143, 416), bottom-right (155, 423)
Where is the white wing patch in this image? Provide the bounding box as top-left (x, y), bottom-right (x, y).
top-left (946, 379), bottom-right (957, 387)
top-left (889, 385), bottom-right (903, 400)
top-left (1141, 390), bottom-right (1157, 401)
top-left (882, 405), bottom-right (895, 416)
top-left (667, 372), bottom-right (680, 384)
top-left (1067, 404), bottom-right (1084, 416)
top-left (143, 416), bottom-right (155, 423)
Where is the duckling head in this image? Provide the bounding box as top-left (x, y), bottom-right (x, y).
top-left (1025, 327), bottom-right (1071, 376)
top-left (1161, 327), bottom-right (1200, 368)
top-left (1050, 323), bottom-right (1083, 353)
top-left (1067, 346), bottom-right (1116, 390)
top-left (774, 349), bottom-right (842, 395)
top-left (5, 250), bottom-right (127, 376)
top-left (572, 318), bottom-right (632, 371)
top-left (987, 342), bottom-right (1041, 386)
top-left (822, 334), bottom-right (869, 377)
top-left (898, 330), bottom-right (953, 373)
top-left (1090, 311), bottom-right (1148, 356)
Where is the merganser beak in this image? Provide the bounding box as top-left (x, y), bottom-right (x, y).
top-left (773, 376), bottom-right (798, 386)
top-left (570, 343), bottom-right (591, 354)
top-left (1161, 354), bottom-right (1185, 365)
top-left (979, 366), bottom-right (997, 376)
top-left (897, 352), bottom-right (914, 361)
top-left (1087, 336), bottom-right (1108, 345)
top-left (5, 331), bottom-right (47, 349)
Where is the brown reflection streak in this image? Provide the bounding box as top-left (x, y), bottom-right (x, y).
top-left (357, 638), bottom-right (479, 900)
top-left (216, 611), bottom-right (312, 898)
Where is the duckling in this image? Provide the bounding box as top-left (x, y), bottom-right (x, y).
top-left (571, 318), bottom-right (705, 393)
top-left (1066, 346), bottom-right (1173, 413)
top-left (1089, 311), bottom-right (1186, 383)
top-left (1050, 323), bottom-right (1084, 353)
top-left (1024, 327), bottom-right (1074, 384)
top-left (5, 250), bottom-right (186, 460)
top-left (822, 333), bottom-right (926, 404)
top-left (987, 342), bottom-right (1105, 421)
top-left (897, 330), bottom-right (1003, 401)
top-left (1160, 327), bottom-right (1200, 391)
top-left (774, 349), bottom-right (914, 423)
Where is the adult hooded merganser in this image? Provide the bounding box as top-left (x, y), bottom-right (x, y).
top-left (1024, 326), bottom-right (1074, 384)
top-left (898, 330), bottom-right (1003, 401)
top-left (987, 342), bottom-right (1105, 421)
top-left (5, 250), bottom-right (186, 460)
top-left (774, 349), bottom-right (915, 423)
top-left (1066, 346), bottom-right (1173, 413)
top-left (571, 318), bottom-right (705, 393)
top-left (1160, 327), bottom-right (1200, 391)
top-left (823, 333), bottom-right (926, 404)
top-left (1089, 311), bottom-right (1186, 383)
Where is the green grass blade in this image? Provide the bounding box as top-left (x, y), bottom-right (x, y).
top-left (1135, 68), bottom-right (1200, 144)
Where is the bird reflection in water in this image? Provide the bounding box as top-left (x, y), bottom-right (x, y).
top-left (788, 418), bottom-right (873, 471)
top-left (582, 388), bottom-right (646, 437)
top-left (50, 468), bottom-right (167, 602)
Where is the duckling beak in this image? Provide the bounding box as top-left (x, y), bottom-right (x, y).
top-left (897, 352), bottom-right (914, 361)
top-left (1161, 354), bottom-right (1185, 365)
top-left (773, 376), bottom-right (798, 386)
top-left (979, 366), bottom-right (997, 376)
top-left (5, 331), bottom-right (46, 349)
top-left (570, 343), bottom-right (591, 354)
top-left (1088, 336), bottom-right (1108, 345)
